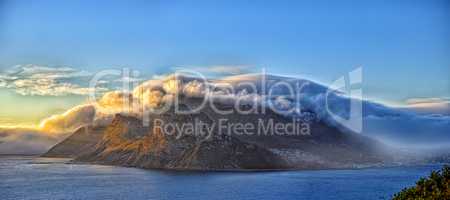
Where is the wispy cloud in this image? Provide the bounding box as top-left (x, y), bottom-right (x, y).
top-left (406, 97), bottom-right (450, 105)
top-left (173, 65), bottom-right (253, 76)
top-left (202, 65), bottom-right (251, 75)
top-left (404, 97), bottom-right (450, 115)
top-left (0, 64), bottom-right (108, 96)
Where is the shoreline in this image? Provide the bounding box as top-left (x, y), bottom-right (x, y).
top-left (38, 154), bottom-right (449, 173)
top-left (4, 154), bottom-right (447, 173)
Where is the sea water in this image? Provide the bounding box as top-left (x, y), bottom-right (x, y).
top-left (0, 156), bottom-right (444, 200)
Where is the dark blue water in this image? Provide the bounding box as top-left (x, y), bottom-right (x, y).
top-left (0, 156), bottom-right (443, 200)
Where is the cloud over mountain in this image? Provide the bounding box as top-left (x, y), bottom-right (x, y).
top-left (1, 72), bottom-right (449, 154)
top-left (39, 104), bottom-right (96, 134)
top-left (39, 73), bottom-right (450, 142)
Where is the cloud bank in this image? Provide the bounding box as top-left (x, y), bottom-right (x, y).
top-left (0, 128), bottom-right (60, 154)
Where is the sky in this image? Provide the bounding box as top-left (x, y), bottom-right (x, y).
top-left (0, 0), bottom-right (449, 127)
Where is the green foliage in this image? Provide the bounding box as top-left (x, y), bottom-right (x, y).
top-left (392, 165), bottom-right (450, 200)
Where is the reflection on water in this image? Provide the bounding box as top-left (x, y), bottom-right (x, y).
top-left (0, 156), bottom-right (444, 200)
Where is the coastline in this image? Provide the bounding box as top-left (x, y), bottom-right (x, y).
top-left (37, 154), bottom-right (446, 173)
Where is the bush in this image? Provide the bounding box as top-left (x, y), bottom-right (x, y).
top-left (392, 165), bottom-right (450, 200)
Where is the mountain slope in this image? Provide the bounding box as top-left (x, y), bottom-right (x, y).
top-left (42, 126), bottom-right (106, 158)
top-left (74, 112), bottom-right (290, 170)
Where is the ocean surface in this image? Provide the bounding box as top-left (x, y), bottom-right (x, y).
top-left (0, 156), bottom-right (444, 200)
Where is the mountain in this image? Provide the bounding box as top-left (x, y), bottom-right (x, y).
top-left (41, 72), bottom-right (450, 170)
top-left (42, 126), bottom-right (106, 158)
top-left (44, 95), bottom-right (390, 170)
top-left (75, 113), bottom-right (288, 170)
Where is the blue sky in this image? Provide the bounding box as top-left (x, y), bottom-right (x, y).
top-left (0, 0), bottom-right (449, 105)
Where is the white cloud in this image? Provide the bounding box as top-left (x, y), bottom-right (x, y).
top-left (406, 97), bottom-right (450, 105)
top-left (174, 65), bottom-right (252, 76)
top-left (203, 65), bottom-right (250, 75)
top-left (0, 64), bottom-right (106, 96)
top-left (404, 97), bottom-right (450, 115)
top-left (39, 104), bottom-right (96, 133)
